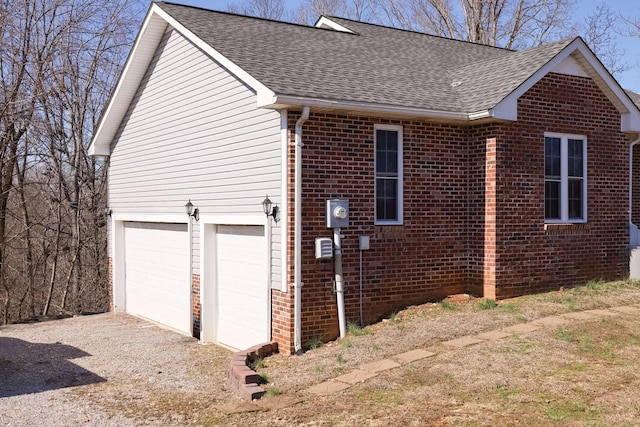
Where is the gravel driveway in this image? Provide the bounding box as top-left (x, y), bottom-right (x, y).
top-left (0, 313), bottom-right (235, 426)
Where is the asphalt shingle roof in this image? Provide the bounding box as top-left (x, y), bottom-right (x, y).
top-left (156, 2), bottom-right (579, 114)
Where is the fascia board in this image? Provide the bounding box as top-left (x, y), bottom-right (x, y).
top-left (261, 94), bottom-right (471, 121)
top-left (153, 6), bottom-right (275, 103)
top-left (88, 5), bottom-right (168, 157)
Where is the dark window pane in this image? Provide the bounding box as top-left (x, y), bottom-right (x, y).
top-left (545, 137), bottom-right (561, 177)
top-left (376, 130), bottom-right (398, 175)
top-left (568, 178), bottom-right (583, 219)
top-left (568, 139), bottom-right (584, 178)
top-left (545, 180), bottom-right (560, 219)
top-left (376, 178), bottom-right (398, 221)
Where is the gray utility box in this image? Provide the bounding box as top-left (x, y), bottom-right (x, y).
top-left (326, 199), bottom-right (349, 228)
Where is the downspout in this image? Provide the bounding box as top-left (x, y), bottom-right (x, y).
top-left (334, 227), bottom-right (346, 338)
top-left (294, 106), bottom-right (310, 354)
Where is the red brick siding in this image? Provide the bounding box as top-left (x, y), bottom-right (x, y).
top-left (108, 257), bottom-right (114, 312)
top-left (490, 73), bottom-right (628, 298)
top-left (192, 274), bottom-right (200, 339)
top-left (275, 72), bottom-right (630, 351)
top-left (633, 144), bottom-right (640, 225)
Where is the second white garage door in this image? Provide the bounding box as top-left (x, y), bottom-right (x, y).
top-left (216, 225), bottom-right (269, 350)
top-left (124, 222), bottom-right (190, 334)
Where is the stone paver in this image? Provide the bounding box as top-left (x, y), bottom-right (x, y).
top-left (216, 401), bottom-right (263, 414)
top-left (335, 369), bottom-right (378, 385)
top-left (255, 395), bottom-right (304, 410)
top-left (584, 309), bottom-right (620, 317)
top-left (476, 330), bottom-right (511, 340)
top-left (360, 359), bottom-right (401, 373)
top-left (502, 323), bottom-right (540, 334)
top-left (610, 306), bottom-right (640, 314)
top-left (393, 349), bottom-right (436, 364)
top-left (306, 380), bottom-right (351, 395)
top-left (443, 336), bottom-right (484, 348)
top-left (562, 311), bottom-right (600, 320)
top-left (532, 316), bottom-right (570, 327)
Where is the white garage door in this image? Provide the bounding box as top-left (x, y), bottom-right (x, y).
top-left (124, 222), bottom-right (190, 334)
top-left (216, 225), bottom-right (269, 350)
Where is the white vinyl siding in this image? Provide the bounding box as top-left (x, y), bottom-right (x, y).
top-left (108, 28), bottom-right (282, 287)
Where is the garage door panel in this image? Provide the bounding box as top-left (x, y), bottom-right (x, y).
top-left (216, 225), bottom-right (269, 350)
top-left (124, 222), bottom-right (190, 334)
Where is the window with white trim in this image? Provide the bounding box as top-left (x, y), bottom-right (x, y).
top-left (375, 124), bottom-right (403, 224)
top-left (544, 133), bottom-right (587, 223)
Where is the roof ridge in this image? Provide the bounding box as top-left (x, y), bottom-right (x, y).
top-left (323, 15), bottom-right (514, 52)
top-left (158, 1), bottom-right (319, 30)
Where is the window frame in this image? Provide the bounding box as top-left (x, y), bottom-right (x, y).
top-left (544, 132), bottom-right (588, 224)
top-left (374, 124), bottom-right (403, 225)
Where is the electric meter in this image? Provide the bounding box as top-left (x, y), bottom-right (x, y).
top-left (326, 199), bottom-right (349, 228)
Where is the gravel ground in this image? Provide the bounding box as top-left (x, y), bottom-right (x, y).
top-left (0, 313), bottom-right (234, 426)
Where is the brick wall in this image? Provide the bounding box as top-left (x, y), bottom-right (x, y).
top-left (633, 144), bottom-right (640, 225)
top-left (192, 274), bottom-right (200, 339)
top-left (108, 257), bottom-right (114, 312)
top-left (276, 72), bottom-right (631, 352)
top-left (489, 73), bottom-right (629, 298)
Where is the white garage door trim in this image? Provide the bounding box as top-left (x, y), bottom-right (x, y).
top-left (123, 222), bottom-right (190, 334)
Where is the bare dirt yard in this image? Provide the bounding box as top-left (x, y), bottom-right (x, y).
top-left (2, 279), bottom-right (640, 426)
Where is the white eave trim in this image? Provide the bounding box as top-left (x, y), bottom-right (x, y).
top-left (260, 94), bottom-right (474, 121)
top-left (491, 37), bottom-right (640, 132)
top-left (88, 3), bottom-right (275, 156)
top-left (315, 16), bottom-right (356, 33)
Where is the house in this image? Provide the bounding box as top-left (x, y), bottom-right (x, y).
top-left (88, 1), bottom-right (640, 354)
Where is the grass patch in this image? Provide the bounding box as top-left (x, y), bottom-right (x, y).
top-left (341, 338), bottom-right (353, 348)
top-left (498, 302), bottom-right (519, 312)
top-left (336, 354), bottom-right (346, 364)
top-left (347, 322), bottom-right (371, 336)
top-left (249, 357), bottom-right (265, 370)
top-left (554, 326), bottom-right (572, 341)
top-left (440, 300), bottom-right (456, 310)
top-left (476, 299), bottom-right (498, 310)
top-left (263, 386), bottom-right (281, 397)
top-left (307, 336), bottom-right (323, 350)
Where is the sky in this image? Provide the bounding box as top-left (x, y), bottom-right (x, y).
top-left (172, 0), bottom-right (639, 91)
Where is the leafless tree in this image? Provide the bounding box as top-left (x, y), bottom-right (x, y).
top-left (227, 0), bottom-right (289, 20)
top-left (0, 0), bottom-right (143, 324)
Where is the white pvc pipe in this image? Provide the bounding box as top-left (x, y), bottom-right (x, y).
top-left (334, 227), bottom-right (346, 338)
top-left (294, 106), bottom-right (309, 354)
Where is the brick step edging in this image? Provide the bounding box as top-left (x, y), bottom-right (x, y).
top-left (228, 342), bottom-right (278, 400)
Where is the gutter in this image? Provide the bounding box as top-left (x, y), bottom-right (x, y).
top-left (294, 106), bottom-right (310, 354)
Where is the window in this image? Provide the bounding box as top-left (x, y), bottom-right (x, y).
top-left (544, 134), bottom-right (587, 223)
top-left (375, 124), bottom-right (403, 224)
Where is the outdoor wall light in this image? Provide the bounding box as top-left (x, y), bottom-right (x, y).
top-left (185, 199), bottom-right (199, 221)
top-left (262, 195), bottom-right (279, 222)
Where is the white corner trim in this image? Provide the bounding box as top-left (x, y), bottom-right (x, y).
top-left (280, 109), bottom-right (289, 293)
top-left (315, 16), bottom-right (356, 34)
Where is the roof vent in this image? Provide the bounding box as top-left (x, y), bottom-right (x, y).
top-left (451, 81), bottom-right (462, 88)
